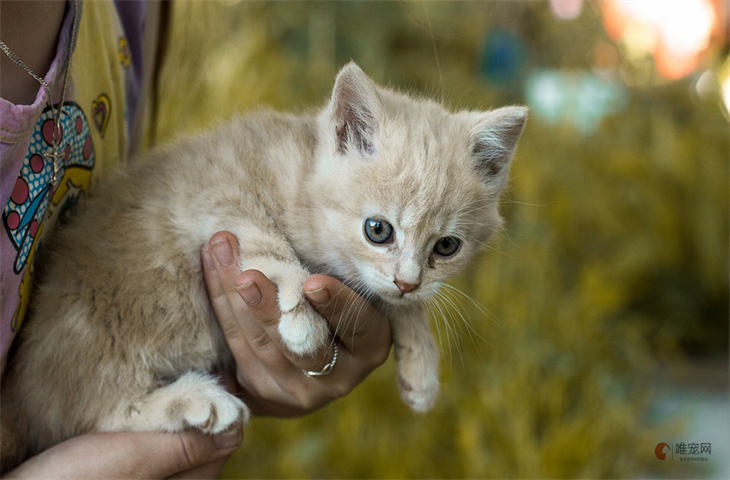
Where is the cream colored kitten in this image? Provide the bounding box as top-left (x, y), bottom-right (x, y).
top-left (0, 63), bottom-right (525, 470)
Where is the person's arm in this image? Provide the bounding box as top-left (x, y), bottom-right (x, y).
top-left (202, 231), bottom-right (391, 417)
top-left (5, 429), bottom-right (241, 479)
top-left (0, 1), bottom-right (66, 105)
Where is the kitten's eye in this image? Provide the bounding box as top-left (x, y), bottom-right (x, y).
top-left (434, 236), bottom-right (461, 257)
top-left (364, 218), bottom-right (394, 244)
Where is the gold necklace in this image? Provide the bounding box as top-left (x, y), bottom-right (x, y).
top-left (0, 0), bottom-right (80, 187)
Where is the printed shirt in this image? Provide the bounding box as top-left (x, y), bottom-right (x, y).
top-left (0, 1), bottom-right (147, 374)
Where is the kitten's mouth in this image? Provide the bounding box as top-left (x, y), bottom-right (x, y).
top-left (380, 289), bottom-right (420, 304)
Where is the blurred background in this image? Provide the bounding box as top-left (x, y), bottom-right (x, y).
top-left (148, 1), bottom-right (729, 478)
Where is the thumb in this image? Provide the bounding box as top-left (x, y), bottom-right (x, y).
top-left (149, 430), bottom-right (242, 478)
top-left (7, 430), bottom-right (242, 479)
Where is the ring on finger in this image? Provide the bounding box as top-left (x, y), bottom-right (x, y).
top-left (303, 343), bottom-right (339, 377)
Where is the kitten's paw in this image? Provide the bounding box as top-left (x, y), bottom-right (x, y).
top-left (395, 342), bottom-right (440, 412)
top-left (177, 385), bottom-right (250, 434)
top-left (164, 372), bottom-right (249, 434)
top-left (279, 302), bottom-right (330, 356)
top-left (398, 373), bottom-right (440, 412)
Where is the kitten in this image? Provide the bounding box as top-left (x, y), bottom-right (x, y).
top-left (0, 62), bottom-right (526, 469)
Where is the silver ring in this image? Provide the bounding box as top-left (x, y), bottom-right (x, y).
top-left (303, 344), bottom-right (339, 377)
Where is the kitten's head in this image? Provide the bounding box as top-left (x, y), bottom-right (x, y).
top-left (310, 62), bottom-right (526, 307)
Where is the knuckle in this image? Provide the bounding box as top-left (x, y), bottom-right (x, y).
top-left (373, 351), bottom-right (389, 369)
top-left (347, 323), bottom-right (372, 343)
top-left (292, 389), bottom-right (320, 412)
top-left (257, 310), bottom-right (281, 329)
top-left (373, 341), bottom-right (391, 367)
top-left (235, 372), bottom-right (251, 393)
top-left (176, 433), bottom-right (207, 469)
top-left (239, 375), bottom-right (264, 399)
top-left (219, 320), bottom-right (243, 342)
top-left (249, 330), bottom-right (274, 350)
top-left (330, 379), bottom-right (353, 399)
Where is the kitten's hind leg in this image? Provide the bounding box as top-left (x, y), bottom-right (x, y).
top-left (99, 371), bottom-right (249, 434)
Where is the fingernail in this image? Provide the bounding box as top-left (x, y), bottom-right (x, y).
top-left (236, 281), bottom-right (262, 306)
top-left (213, 430), bottom-right (242, 451)
top-left (304, 287), bottom-right (330, 305)
top-left (211, 239), bottom-right (234, 267)
top-left (201, 247), bottom-right (215, 271)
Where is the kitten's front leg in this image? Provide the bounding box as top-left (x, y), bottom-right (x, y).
top-left (233, 232), bottom-right (329, 356)
top-left (389, 305), bottom-right (440, 412)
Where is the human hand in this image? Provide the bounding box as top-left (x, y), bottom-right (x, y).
top-left (201, 231), bottom-right (392, 417)
top-left (5, 430), bottom-right (241, 479)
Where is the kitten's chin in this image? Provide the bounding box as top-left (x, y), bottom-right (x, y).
top-left (377, 290), bottom-right (424, 307)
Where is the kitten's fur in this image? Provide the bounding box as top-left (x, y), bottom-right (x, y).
top-left (0, 63), bottom-right (525, 469)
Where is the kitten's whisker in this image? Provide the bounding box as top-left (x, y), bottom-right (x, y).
top-left (497, 227), bottom-right (521, 249)
top-left (458, 234), bottom-right (514, 259)
top-left (499, 198), bottom-right (545, 208)
top-left (435, 291), bottom-right (464, 365)
top-left (439, 291), bottom-right (464, 359)
top-left (425, 298), bottom-right (445, 355)
top-left (326, 273), bottom-right (364, 346)
top-left (334, 276), bottom-right (374, 351)
top-left (453, 206), bottom-right (494, 217)
top-left (459, 196), bottom-right (495, 208)
top-left (440, 283), bottom-right (500, 330)
top-left (454, 198), bottom-right (498, 213)
top-left (427, 295), bottom-right (455, 361)
top-left (347, 285), bottom-right (372, 350)
top-left (437, 287), bottom-right (491, 352)
top-left (434, 294), bottom-right (464, 365)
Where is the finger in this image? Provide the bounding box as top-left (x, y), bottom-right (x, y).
top-left (201, 232), bottom-right (249, 345)
top-left (236, 269), bottom-right (336, 373)
top-left (168, 457), bottom-right (230, 479)
top-left (7, 430), bottom-right (241, 479)
top-left (218, 370), bottom-right (302, 418)
top-left (303, 274), bottom-right (391, 366)
top-left (232, 269), bottom-right (283, 346)
top-left (203, 234), bottom-right (280, 371)
top-left (231, 269), bottom-right (311, 380)
top-left (202, 234), bottom-right (293, 400)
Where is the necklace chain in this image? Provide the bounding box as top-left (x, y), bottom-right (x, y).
top-left (0, 41), bottom-right (51, 90)
top-left (0, 0), bottom-right (80, 187)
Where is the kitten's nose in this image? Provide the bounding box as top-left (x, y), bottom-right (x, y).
top-left (394, 279), bottom-right (420, 294)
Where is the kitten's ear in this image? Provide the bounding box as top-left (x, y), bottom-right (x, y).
top-left (329, 62), bottom-right (380, 155)
top-left (469, 106), bottom-right (527, 188)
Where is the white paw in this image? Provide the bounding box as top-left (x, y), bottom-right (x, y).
top-left (165, 372), bottom-right (249, 434)
top-left (178, 387), bottom-right (249, 434)
top-left (398, 373), bottom-right (440, 412)
top-left (279, 302), bottom-right (330, 356)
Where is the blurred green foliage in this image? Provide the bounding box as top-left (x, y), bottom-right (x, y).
top-left (153, 1), bottom-right (728, 478)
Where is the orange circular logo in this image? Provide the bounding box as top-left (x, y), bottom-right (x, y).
top-left (655, 442), bottom-right (671, 460)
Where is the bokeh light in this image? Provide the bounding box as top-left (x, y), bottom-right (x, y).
top-left (602, 0), bottom-right (720, 80)
top-left (549, 0), bottom-right (583, 20)
top-left (720, 58), bottom-right (730, 116)
top-left (526, 70), bottom-right (627, 134)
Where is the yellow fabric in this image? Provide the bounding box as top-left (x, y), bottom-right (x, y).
top-left (8, 0), bottom-right (131, 337)
top-left (70, 0), bottom-right (129, 181)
